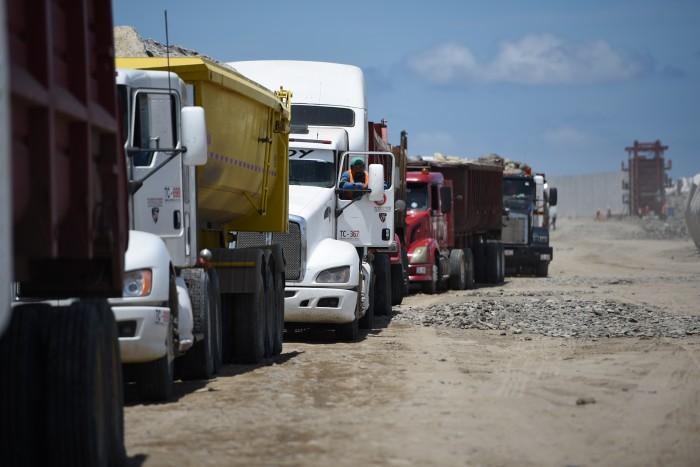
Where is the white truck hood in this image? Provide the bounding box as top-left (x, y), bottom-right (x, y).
top-left (289, 185), bottom-right (334, 220)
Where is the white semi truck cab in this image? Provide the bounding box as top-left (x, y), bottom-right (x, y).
top-left (112, 68), bottom-right (211, 400)
top-left (231, 60), bottom-right (395, 340)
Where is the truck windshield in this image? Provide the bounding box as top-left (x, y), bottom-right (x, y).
top-left (407, 183), bottom-right (429, 210)
top-left (289, 148), bottom-right (336, 188)
top-left (291, 105), bottom-right (355, 127)
top-left (503, 178), bottom-right (535, 200)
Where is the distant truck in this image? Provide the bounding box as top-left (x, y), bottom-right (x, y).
top-left (0, 0), bottom-right (128, 463)
top-left (405, 160), bottom-right (505, 293)
top-left (229, 60), bottom-right (397, 340)
top-left (114, 57), bottom-right (291, 398)
top-left (502, 169), bottom-right (557, 276)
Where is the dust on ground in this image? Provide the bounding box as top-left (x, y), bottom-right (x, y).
top-left (124, 218), bottom-right (700, 467)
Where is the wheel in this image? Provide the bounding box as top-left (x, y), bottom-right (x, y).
top-left (421, 261), bottom-right (439, 294)
top-left (135, 317), bottom-right (174, 402)
top-left (372, 254), bottom-right (392, 315)
top-left (0, 301), bottom-right (126, 466)
top-left (464, 248), bottom-right (475, 289)
top-left (208, 269), bottom-right (223, 373)
top-left (230, 272), bottom-right (266, 364)
top-left (473, 242), bottom-right (487, 283)
top-left (390, 263), bottom-right (404, 305)
top-left (263, 263), bottom-right (275, 358)
top-left (178, 269), bottom-right (214, 380)
top-left (485, 243), bottom-right (500, 284)
top-left (448, 249), bottom-right (467, 290)
top-left (536, 261), bottom-right (549, 277)
top-left (337, 315), bottom-right (360, 341)
top-left (220, 293), bottom-right (235, 364)
top-left (359, 267), bottom-right (375, 330)
top-left (272, 268), bottom-right (284, 356)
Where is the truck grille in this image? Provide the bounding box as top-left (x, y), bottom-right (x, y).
top-left (502, 215), bottom-right (528, 245)
top-left (236, 221), bottom-right (303, 280)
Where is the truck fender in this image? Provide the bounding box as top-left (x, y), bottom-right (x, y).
top-left (407, 237), bottom-right (441, 266)
top-left (175, 276), bottom-right (194, 352)
top-left (307, 238), bottom-right (361, 287)
top-left (122, 231), bottom-right (172, 303)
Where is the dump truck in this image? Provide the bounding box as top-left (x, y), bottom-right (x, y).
top-left (229, 60), bottom-right (397, 340)
top-left (114, 57), bottom-right (290, 396)
top-left (406, 160), bottom-right (504, 293)
top-left (0, 0), bottom-right (128, 464)
top-left (502, 168), bottom-right (557, 276)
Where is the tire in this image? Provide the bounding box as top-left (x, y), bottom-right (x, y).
top-left (473, 242), bottom-right (487, 283)
top-left (135, 318), bottom-right (174, 402)
top-left (337, 316), bottom-right (360, 342)
top-left (231, 275), bottom-right (266, 364)
top-left (421, 261), bottom-right (439, 294)
top-left (178, 269), bottom-right (214, 380)
top-left (263, 264), bottom-right (275, 358)
top-left (536, 261), bottom-right (549, 277)
top-left (359, 267), bottom-right (375, 330)
top-left (485, 243), bottom-right (500, 284)
top-left (208, 270), bottom-right (223, 373)
top-left (272, 267), bottom-right (284, 356)
top-left (448, 249), bottom-right (467, 290)
top-left (372, 254), bottom-right (392, 315)
top-left (464, 248), bottom-right (475, 289)
top-left (390, 263), bottom-right (404, 306)
top-left (0, 301), bottom-right (126, 467)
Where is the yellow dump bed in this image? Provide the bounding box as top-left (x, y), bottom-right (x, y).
top-left (117, 57), bottom-right (290, 233)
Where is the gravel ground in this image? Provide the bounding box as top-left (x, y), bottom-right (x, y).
top-left (395, 297), bottom-right (700, 338)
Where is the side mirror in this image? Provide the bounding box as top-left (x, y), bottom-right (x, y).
top-left (548, 187), bottom-right (558, 206)
top-left (395, 199), bottom-right (406, 212)
top-left (440, 186), bottom-right (452, 214)
top-left (368, 163), bottom-right (385, 202)
top-left (181, 106), bottom-right (207, 166)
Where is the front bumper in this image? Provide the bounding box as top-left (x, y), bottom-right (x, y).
top-left (408, 263), bottom-right (433, 283)
top-left (112, 305), bottom-right (170, 363)
top-left (503, 244), bottom-right (553, 268)
top-left (284, 286), bottom-right (358, 324)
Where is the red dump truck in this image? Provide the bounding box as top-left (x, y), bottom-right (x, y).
top-left (405, 160), bottom-right (504, 293)
top-left (0, 0), bottom-right (128, 464)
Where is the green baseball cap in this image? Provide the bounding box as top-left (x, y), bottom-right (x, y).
top-left (351, 157), bottom-right (365, 167)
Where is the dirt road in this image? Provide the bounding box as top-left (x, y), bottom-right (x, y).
top-left (124, 218), bottom-right (700, 467)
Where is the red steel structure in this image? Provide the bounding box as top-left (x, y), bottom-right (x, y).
top-left (623, 140), bottom-right (671, 217)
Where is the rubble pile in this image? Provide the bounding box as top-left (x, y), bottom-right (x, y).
top-left (395, 297), bottom-right (700, 338)
top-left (635, 191), bottom-right (690, 240)
top-left (114, 25), bottom-right (219, 62)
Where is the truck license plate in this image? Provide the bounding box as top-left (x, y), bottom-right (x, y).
top-left (416, 266), bottom-right (427, 275)
top-left (504, 249), bottom-right (514, 256)
top-left (540, 254), bottom-right (551, 261)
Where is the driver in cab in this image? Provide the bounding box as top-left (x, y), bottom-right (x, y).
top-left (339, 158), bottom-right (368, 199)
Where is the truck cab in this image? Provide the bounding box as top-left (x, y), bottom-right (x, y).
top-left (405, 169), bottom-right (452, 290)
top-left (502, 172), bottom-right (557, 276)
top-left (230, 60), bottom-right (395, 340)
top-left (111, 68), bottom-right (210, 400)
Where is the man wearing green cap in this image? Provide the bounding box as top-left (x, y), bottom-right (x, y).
top-left (339, 157), bottom-right (368, 199)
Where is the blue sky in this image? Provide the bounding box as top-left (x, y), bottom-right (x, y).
top-left (114, 0), bottom-right (700, 177)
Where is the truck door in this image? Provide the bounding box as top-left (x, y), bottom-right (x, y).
top-left (128, 90), bottom-right (187, 262)
top-left (335, 151), bottom-right (395, 248)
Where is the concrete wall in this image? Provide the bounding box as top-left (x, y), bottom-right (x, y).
top-left (548, 171), bottom-right (625, 218)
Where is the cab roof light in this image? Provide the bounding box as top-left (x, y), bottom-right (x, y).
top-left (288, 138), bottom-right (332, 144)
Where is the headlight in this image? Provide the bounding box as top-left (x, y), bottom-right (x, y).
top-left (123, 269), bottom-right (153, 297)
top-left (316, 266), bottom-right (350, 283)
top-left (410, 246), bottom-right (428, 264)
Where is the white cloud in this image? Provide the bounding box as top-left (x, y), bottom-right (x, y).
top-left (408, 34), bottom-right (644, 85)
